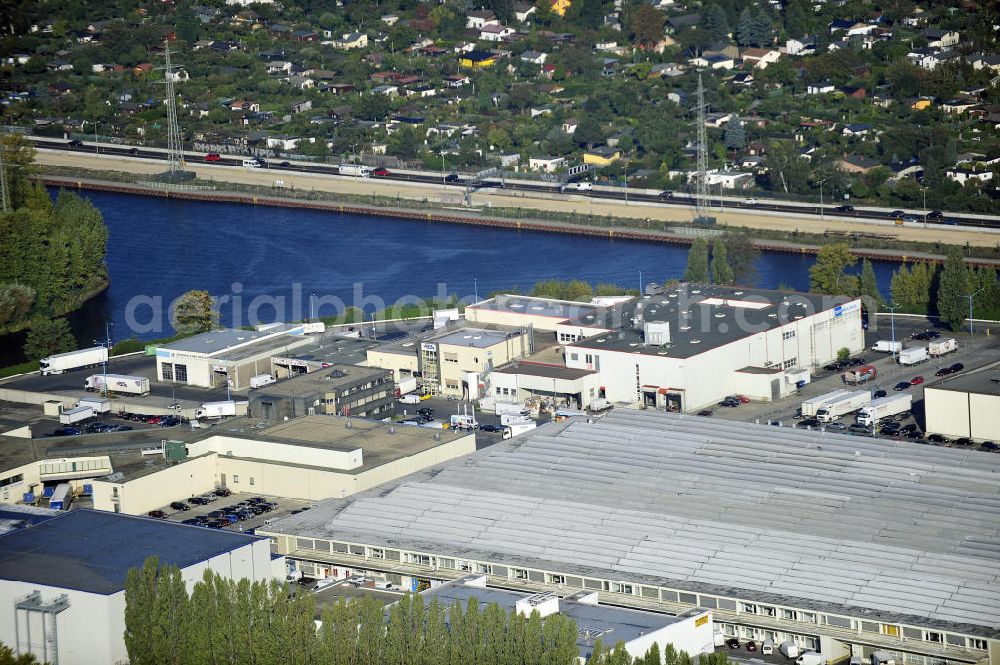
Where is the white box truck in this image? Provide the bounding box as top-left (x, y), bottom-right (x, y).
top-left (399, 394), bottom-right (421, 405)
top-left (249, 374), bottom-right (276, 389)
top-left (84, 374), bottom-right (150, 396)
top-left (897, 346), bottom-right (929, 365)
top-left (78, 397), bottom-right (111, 414)
top-left (338, 164), bottom-right (371, 177)
top-left (59, 406), bottom-right (94, 425)
top-left (394, 376), bottom-right (418, 397)
top-left (500, 412), bottom-right (532, 426)
top-left (48, 483), bottom-right (72, 510)
top-left (928, 338), bottom-right (957, 357)
top-left (801, 389), bottom-right (850, 418)
top-left (780, 641), bottom-right (801, 659)
top-left (40, 346), bottom-right (108, 375)
top-left (856, 394), bottom-right (912, 426)
top-left (816, 390), bottom-right (871, 423)
top-left (871, 340), bottom-right (903, 353)
top-left (502, 421), bottom-right (537, 439)
top-left (195, 401), bottom-right (240, 419)
top-left (796, 653), bottom-right (825, 665)
top-left (450, 413), bottom-right (479, 431)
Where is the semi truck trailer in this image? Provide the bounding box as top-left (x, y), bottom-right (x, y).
top-left (40, 346), bottom-right (108, 375)
top-left (801, 390), bottom-right (850, 418)
top-left (856, 394), bottom-right (912, 426)
top-left (84, 374), bottom-right (150, 396)
top-left (816, 390), bottom-right (871, 423)
top-left (898, 346), bottom-right (929, 365)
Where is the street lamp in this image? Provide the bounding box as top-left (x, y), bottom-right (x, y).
top-left (964, 288), bottom-right (984, 335)
top-left (816, 178), bottom-right (826, 221)
top-left (310, 292), bottom-right (317, 321)
top-left (886, 303), bottom-right (897, 362)
top-left (93, 322), bottom-right (113, 396)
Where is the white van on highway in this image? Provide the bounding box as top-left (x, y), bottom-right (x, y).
top-left (242, 158), bottom-right (261, 168)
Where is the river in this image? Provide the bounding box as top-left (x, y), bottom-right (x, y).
top-left (0, 190), bottom-right (900, 366)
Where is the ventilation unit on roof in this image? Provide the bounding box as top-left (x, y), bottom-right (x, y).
top-left (644, 321), bottom-right (671, 346)
top-left (516, 592), bottom-right (560, 618)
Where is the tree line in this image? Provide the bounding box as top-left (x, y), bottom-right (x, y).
top-left (681, 233), bottom-right (760, 286)
top-left (125, 556), bottom-right (718, 665)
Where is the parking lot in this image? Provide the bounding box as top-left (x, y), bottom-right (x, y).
top-left (707, 315), bottom-right (1000, 451)
top-left (35, 409), bottom-right (189, 438)
top-left (153, 490), bottom-right (314, 533)
top-left (394, 394), bottom-right (549, 449)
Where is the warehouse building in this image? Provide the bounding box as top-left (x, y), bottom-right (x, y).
top-left (465, 294), bottom-right (599, 332)
top-left (490, 361), bottom-right (601, 410)
top-left (263, 410), bottom-right (1000, 665)
top-left (0, 509), bottom-right (278, 665)
top-left (924, 371), bottom-right (1000, 441)
top-left (248, 364), bottom-right (395, 420)
top-left (89, 416), bottom-right (476, 514)
top-left (422, 576), bottom-right (715, 662)
top-left (366, 325), bottom-right (532, 398)
top-left (155, 324), bottom-right (316, 389)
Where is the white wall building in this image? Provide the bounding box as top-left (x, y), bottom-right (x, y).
top-left (924, 373), bottom-right (1000, 441)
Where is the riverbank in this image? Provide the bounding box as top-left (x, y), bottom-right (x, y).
top-left (37, 165), bottom-right (1000, 268)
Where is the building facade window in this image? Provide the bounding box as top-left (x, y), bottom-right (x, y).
top-left (783, 358), bottom-right (797, 369)
top-left (175, 364), bottom-right (188, 382)
top-left (162, 363), bottom-right (174, 380)
top-left (232, 475), bottom-right (239, 483)
top-left (249, 477), bottom-right (255, 486)
top-left (783, 330), bottom-right (796, 340)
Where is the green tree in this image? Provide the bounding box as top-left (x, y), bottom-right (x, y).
top-left (630, 5), bottom-right (666, 47)
top-left (858, 259), bottom-right (883, 309)
top-left (23, 317), bottom-right (75, 360)
top-left (723, 117), bottom-right (745, 150)
top-left (0, 642), bottom-right (45, 664)
top-left (711, 238), bottom-right (735, 284)
top-left (936, 246), bottom-right (971, 331)
top-left (724, 233), bottom-right (759, 285)
top-left (703, 4), bottom-right (731, 42)
top-left (765, 141), bottom-right (809, 194)
top-left (573, 115), bottom-right (605, 148)
top-left (124, 557), bottom-right (190, 665)
top-left (837, 347), bottom-right (851, 362)
top-left (736, 8), bottom-right (754, 48)
top-left (684, 238), bottom-right (710, 283)
top-left (175, 3), bottom-right (200, 43)
top-left (750, 9), bottom-right (774, 47)
top-left (171, 290), bottom-right (217, 335)
top-left (809, 243), bottom-right (857, 294)
top-left (0, 284), bottom-right (35, 327)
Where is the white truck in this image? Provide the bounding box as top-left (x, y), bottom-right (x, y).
top-left (84, 374), bottom-right (150, 396)
top-left (399, 394), bottom-right (421, 405)
top-left (928, 338), bottom-right (957, 357)
top-left (450, 413), bottom-right (479, 431)
top-left (897, 346), bottom-right (929, 365)
top-left (195, 401), bottom-right (241, 419)
top-left (40, 346), bottom-right (108, 375)
top-left (780, 642), bottom-right (801, 659)
top-left (78, 397), bottom-right (111, 414)
top-left (816, 390), bottom-right (871, 423)
top-left (796, 653), bottom-right (825, 665)
top-left (856, 394), bottom-right (912, 426)
top-left (59, 405), bottom-right (94, 425)
top-left (249, 374), bottom-right (276, 389)
top-left (338, 164), bottom-right (371, 177)
top-left (871, 340), bottom-right (903, 353)
top-left (394, 376), bottom-right (418, 397)
top-left (502, 420), bottom-right (537, 439)
top-left (801, 389), bottom-right (850, 418)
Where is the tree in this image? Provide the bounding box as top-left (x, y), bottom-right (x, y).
top-left (175, 4), bottom-right (200, 43)
top-left (702, 4), bottom-right (730, 42)
top-left (723, 233), bottom-right (759, 285)
top-left (23, 317), bottom-right (75, 360)
top-left (809, 243), bottom-right (857, 294)
top-left (171, 290), bottom-right (217, 335)
top-left (0, 642), bottom-right (44, 664)
top-left (858, 259), bottom-right (883, 309)
top-left (573, 115), bottom-right (605, 148)
top-left (736, 8), bottom-right (754, 48)
top-left (936, 246), bottom-right (971, 331)
top-left (837, 347), bottom-right (851, 361)
top-left (577, 0), bottom-right (605, 29)
top-left (124, 557), bottom-right (190, 665)
top-left (723, 117), bottom-right (745, 150)
top-left (0, 284), bottom-right (35, 327)
top-left (765, 141), bottom-right (809, 194)
top-left (630, 6), bottom-right (666, 48)
top-left (684, 238), bottom-right (710, 283)
top-left (750, 9), bottom-right (775, 47)
top-left (711, 238), bottom-right (735, 284)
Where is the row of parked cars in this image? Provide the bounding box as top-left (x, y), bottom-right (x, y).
top-left (117, 411), bottom-right (183, 427)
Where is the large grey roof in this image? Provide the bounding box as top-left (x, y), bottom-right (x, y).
top-left (272, 409), bottom-right (1000, 635)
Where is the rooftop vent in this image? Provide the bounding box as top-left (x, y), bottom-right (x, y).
top-left (643, 321), bottom-right (671, 346)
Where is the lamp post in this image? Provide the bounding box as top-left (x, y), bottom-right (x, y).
top-left (817, 178), bottom-right (826, 221)
top-left (310, 292), bottom-right (316, 321)
top-left (93, 322), bottom-right (113, 396)
top-left (964, 288), bottom-right (983, 335)
top-left (886, 303), bottom-right (897, 362)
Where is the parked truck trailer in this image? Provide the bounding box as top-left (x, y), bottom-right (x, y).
top-left (800, 389), bottom-right (850, 418)
top-left (816, 390), bottom-right (871, 423)
top-left (195, 401), bottom-right (242, 419)
top-left (928, 338), bottom-right (957, 357)
top-left (871, 340), bottom-right (903, 353)
top-left (842, 365), bottom-right (877, 385)
top-left (898, 346), bottom-right (929, 365)
top-left (856, 394), bottom-right (912, 426)
top-left (40, 346), bottom-right (108, 376)
top-left (59, 406), bottom-right (94, 425)
top-left (48, 483), bottom-right (72, 510)
top-left (84, 374), bottom-right (150, 396)
top-left (394, 376), bottom-right (418, 397)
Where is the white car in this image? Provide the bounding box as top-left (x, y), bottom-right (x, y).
top-left (569, 181), bottom-right (593, 192)
top-left (743, 197), bottom-right (758, 205)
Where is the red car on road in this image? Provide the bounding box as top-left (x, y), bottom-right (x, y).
top-left (204, 153), bottom-right (221, 162)
top-left (910, 376), bottom-right (925, 385)
top-left (372, 167), bottom-right (391, 177)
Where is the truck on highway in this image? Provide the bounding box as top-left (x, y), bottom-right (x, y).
top-left (871, 340), bottom-right (903, 353)
top-left (842, 365), bottom-right (877, 385)
top-left (195, 401), bottom-right (242, 419)
top-left (59, 406), bottom-right (94, 425)
top-left (856, 394), bottom-right (912, 427)
top-left (84, 374), bottom-right (150, 396)
top-left (249, 374), bottom-right (276, 389)
top-left (394, 376), bottom-right (418, 397)
top-left (800, 389), bottom-right (850, 418)
top-left (898, 346), bottom-right (929, 365)
top-left (816, 390), bottom-right (871, 423)
top-left (48, 483), bottom-right (72, 510)
top-left (40, 346), bottom-right (108, 376)
top-left (338, 164), bottom-right (372, 177)
top-left (928, 338), bottom-right (957, 357)
top-left (502, 420), bottom-right (537, 439)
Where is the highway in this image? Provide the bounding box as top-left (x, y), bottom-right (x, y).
top-left (31, 137), bottom-right (1000, 230)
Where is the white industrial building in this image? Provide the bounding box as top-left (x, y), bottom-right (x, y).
top-left (263, 410), bottom-right (1000, 665)
top-left (0, 509), bottom-right (278, 665)
top-left (421, 576), bottom-right (715, 662)
top-left (470, 285), bottom-right (864, 411)
top-left (491, 361), bottom-right (601, 410)
top-left (924, 371), bottom-right (1000, 441)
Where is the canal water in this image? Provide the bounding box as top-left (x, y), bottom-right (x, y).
top-left (0, 190), bottom-right (899, 365)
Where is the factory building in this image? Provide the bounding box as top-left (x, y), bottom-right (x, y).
top-left (89, 416), bottom-right (476, 514)
top-left (263, 410), bottom-right (1000, 665)
top-left (248, 364), bottom-right (395, 420)
top-left (367, 325), bottom-right (532, 398)
top-left (155, 325), bottom-right (316, 390)
top-left (490, 361), bottom-right (601, 410)
top-left (924, 372), bottom-right (1000, 441)
top-left (0, 509), bottom-right (278, 665)
top-left (422, 576), bottom-right (715, 662)
top-left (465, 295), bottom-right (599, 331)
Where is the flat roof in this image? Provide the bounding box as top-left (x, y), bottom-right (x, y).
top-left (566, 285), bottom-right (857, 358)
top-left (430, 328), bottom-right (516, 349)
top-left (470, 294), bottom-right (599, 321)
top-left (494, 361), bottom-right (596, 381)
top-left (0, 509), bottom-right (263, 594)
top-left (279, 336), bottom-right (381, 366)
top-left (423, 581), bottom-right (692, 659)
top-left (927, 370), bottom-right (1000, 397)
top-left (159, 327), bottom-right (288, 355)
top-left (251, 365), bottom-right (391, 398)
top-left (271, 409), bottom-right (1000, 636)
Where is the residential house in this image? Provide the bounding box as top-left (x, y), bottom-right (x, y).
top-left (807, 80), bottom-right (835, 95)
top-left (480, 24), bottom-right (515, 41)
top-left (286, 75), bottom-right (315, 90)
top-left (583, 146), bottom-right (621, 166)
top-left (665, 13), bottom-right (701, 34)
top-left (520, 50), bottom-right (547, 65)
top-left (444, 75), bottom-right (470, 87)
top-left (946, 168), bottom-right (993, 185)
top-left (840, 85), bottom-right (866, 99)
top-left (332, 32), bottom-right (368, 50)
top-left (911, 97), bottom-right (933, 111)
top-left (842, 123), bottom-right (873, 137)
top-left (730, 71), bottom-right (754, 87)
top-left (836, 155), bottom-right (881, 174)
top-left (290, 99), bottom-right (312, 114)
top-left (785, 35), bottom-right (816, 56)
top-left (888, 161), bottom-right (923, 182)
top-left (704, 112), bottom-right (735, 128)
top-left (562, 118), bottom-right (579, 134)
top-left (689, 54), bottom-right (735, 70)
top-left (924, 28), bottom-right (959, 48)
top-left (227, 0), bottom-right (274, 4)
top-left (266, 136), bottom-right (303, 150)
top-left (132, 63), bottom-right (153, 76)
top-left (381, 14), bottom-right (400, 26)
top-left (741, 48), bottom-right (781, 69)
top-left (529, 156), bottom-right (566, 172)
top-left (293, 30), bottom-right (318, 43)
top-left (701, 170), bottom-right (753, 190)
top-left (267, 61), bottom-right (293, 74)
top-left (466, 10), bottom-right (499, 29)
top-left (269, 24), bottom-right (292, 38)
top-left (230, 100), bottom-right (260, 113)
top-left (371, 71), bottom-right (402, 83)
top-left (910, 49), bottom-right (960, 71)
top-left (513, 2), bottom-right (536, 22)
top-left (941, 99), bottom-right (980, 114)
top-left (167, 69), bottom-right (190, 83)
top-left (530, 106), bottom-right (553, 118)
top-left (328, 83), bottom-right (356, 94)
top-left (372, 85), bottom-right (399, 96)
top-left (406, 85), bottom-right (437, 98)
top-left (829, 19), bottom-right (874, 36)
top-left (458, 50), bottom-right (497, 68)
top-left (971, 54), bottom-right (1000, 72)
top-left (741, 155), bottom-right (766, 170)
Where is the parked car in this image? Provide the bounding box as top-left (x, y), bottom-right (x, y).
top-left (68, 139), bottom-right (83, 147)
top-left (902, 215), bottom-right (918, 223)
top-left (743, 197), bottom-right (758, 205)
top-left (904, 430), bottom-right (924, 439)
top-left (214, 487), bottom-right (232, 497)
top-left (935, 366), bottom-right (954, 377)
top-left (658, 190), bottom-right (674, 199)
top-left (187, 496), bottom-right (210, 505)
top-left (890, 210), bottom-right (904, 217)
top-left (848, 357), bottom-right (867, 366)
top-left (279, 161), bottom-right (291, 167)
top-left (170, 501), bottom-right (190, 511)
top-left (893, 381), bottom-right (911, 391)
top-left (697, 409), bottom-right (713, 417)
top-left (953, 437), bottom-right (973, 446)
top-left (927, 434), bottom-right (951, 443)
top-left (825, 423), bottom-right (848, 431)
top-left (181, 518), bottom-right (203, 525)
top-left (797, 418), bottom-right (822, 428)
top-left (726, 638), bottom-right (741, 650)
top-left (981, 441), bottom-right (998, 451)
top-left (910, 375), bottom-right (925, 385)
top-left (926, 210), bottom-right (943, 219)
top-left (880, 422), bottom-right (902, 435)
top-left (848, 424), bottom-right (872, 435)
top-left (718, 397), bottom-right (740, 407)
top-left (372, 167), bottom-right (391, 177)
top-left (159, 416), bottom-right (180, 427)
top-left (949, 362), bottom-right (964, 372)
top-left (912, 330), bottom-right (940, 340)
top-left (479, 423), bottom-right (503, 432)
top-left (204, 152), bottom-right (221, 162)
top-left (873, 389), bottom-right (887, 399)
top-left (147, 510), bottom-right (167, 519)
top-left (52, 427), bottom-right (82, 436)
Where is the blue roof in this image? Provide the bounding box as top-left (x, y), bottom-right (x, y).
top-left (0, 510), bottom-right (264, 595)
